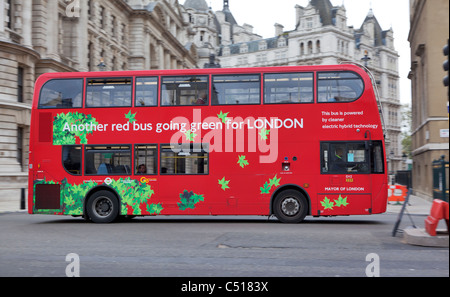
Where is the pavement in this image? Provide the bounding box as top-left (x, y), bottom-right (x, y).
top-left (388, 195), bottom-right (449, 247)
top-left (1, 192), bottom-right (448, 247)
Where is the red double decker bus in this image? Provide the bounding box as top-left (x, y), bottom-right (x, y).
top-left (28, 64), bottom-right (388, 223)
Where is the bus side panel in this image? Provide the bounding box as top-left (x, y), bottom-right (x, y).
top-left (371, 176), bottom-right (388, 214)
top-left (318, 193), bottom-right (372, 216)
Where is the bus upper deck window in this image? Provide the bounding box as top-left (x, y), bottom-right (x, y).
top-left (39, 79), bottom-right (83, 109)
top-left (212, 74), bottom-right (260, 105)
top-left (264, 73), bottom-right (313, 104)
top-left (317, 72), bottom-right (364, 103)
top-left (136, 77), bottom-right (158, 107)
top-left (161, 76), bottom-right (209, 106)
top-left (86, 78), bottom-right (132, 108)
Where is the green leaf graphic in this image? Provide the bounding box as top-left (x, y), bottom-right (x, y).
top-left (269, 175), bottom-right (281, 188)
top-left (178, 190), bottom-right (204, 211)
top-left (147, 203), bottom-right (163, 215)
top-left (53, 112), bottom-right (99, 145)
top-left (218, 177), bottom-right (230, 191)
top-left (320, 197), bottom-right (334, 210)
top-left (260, 182), bottom-right (271, 194)
top-left (259, 128), bottom-right (270, 140)
top-left (237, 155), bottom-right (249, 168)
top-left (217, 111), bottom-right (229, 124)
top-left (260, 174), bottom-right (282, 194)
top-left (334, 195), bottom-right (349, 207)
top-left (125, 110), bottom-right (137, 123)
top-left (185, 130), bottom-right (197, 142)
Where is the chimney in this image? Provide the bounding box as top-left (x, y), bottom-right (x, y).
top-left (275, 23), bottom-right (284, 37)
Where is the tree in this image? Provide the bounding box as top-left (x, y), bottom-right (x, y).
top-left (401, 104), bottom-right (412, 158)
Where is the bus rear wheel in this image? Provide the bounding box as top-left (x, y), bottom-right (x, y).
top-left (86, 190), bottom-right (119, 223)
top-left (273, 190), bottom-right (308, 224)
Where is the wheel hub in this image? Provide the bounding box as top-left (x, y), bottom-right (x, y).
top-left (281, 197), bottom-right (300, 216)
top-left (95, 198), bottom-right (112, 217)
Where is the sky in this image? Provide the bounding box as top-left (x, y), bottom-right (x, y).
top-left (207, 0), bottom-right (412, 104)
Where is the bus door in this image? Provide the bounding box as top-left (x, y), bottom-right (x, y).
top-left (158, 144), bottom-right (211, 215)
top-left (318, 142), bottom-right (373, 216)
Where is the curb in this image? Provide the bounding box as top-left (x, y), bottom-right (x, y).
top-left (403, 228), bottom-right (449, 248)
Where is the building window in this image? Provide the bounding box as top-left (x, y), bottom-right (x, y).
top-left (121, 23), bottom-right (127, 43)
top-left (111, 15), bottom-right (116, 37)
top-left (259, 41), bottom-right (267, 51)
top-left (87, 0), bottom-right (92, 17)
top-left (306, 17), bottom-right (313, 29)
top-left (17, 67), bottom-right (24, 103)
top-left (308, 41), bottom-right (313, 54)
top-left (100, 6), bottom-right (106, 29)
top-left (17, 126), bottom-right (24, 167)
top-left (88, 42), bottom-right (93, 70)
top-left (240, 44), bottom-right (248, 54)
top-left (7, 0), bottom-right (13, 29)
top-left (278, 38), bottom-right (286, 48)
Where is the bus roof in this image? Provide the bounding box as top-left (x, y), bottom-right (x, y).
top-left (35, 64), bottom-right (368, 82)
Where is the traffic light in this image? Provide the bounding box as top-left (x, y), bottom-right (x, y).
top-left (444, 40), bottom-right (449, 87)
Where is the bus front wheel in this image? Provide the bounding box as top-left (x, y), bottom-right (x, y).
top-left (273, 190), bottom-right (308, 224)
top-left (86, 190), bottom-right (119, 223)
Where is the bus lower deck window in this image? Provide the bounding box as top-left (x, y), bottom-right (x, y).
top-left (321, 142), bottom-right (369, 174)
top-left (371, 141), bottom-right (385, 173)
top-left (160, 144), bottom-right (209, 175)
top-left (85, 145), bottom-right (132, 175)
top-left (135, 144), bottom-right (158, 175)
top-left (62, 145), bottom-right (82, 175)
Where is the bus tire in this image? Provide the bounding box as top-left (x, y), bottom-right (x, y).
top-left (273, 190), bottom-right (308, 224)
top-left (86, 190), bottom-right (119, 224)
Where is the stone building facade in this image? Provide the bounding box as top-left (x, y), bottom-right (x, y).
top-left (408, 0), bottom-right (449, 200)
top-left (0, 0), bottom-right (198, 206)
